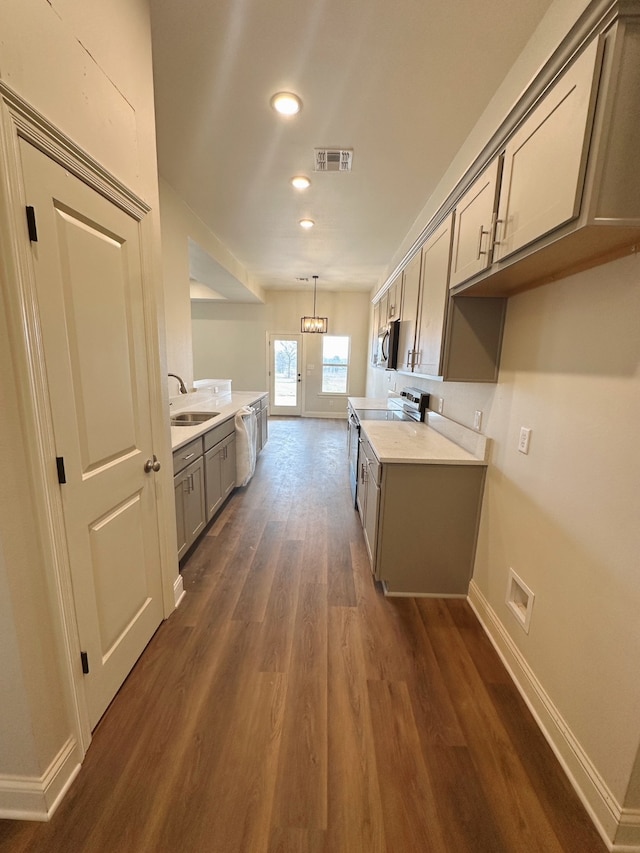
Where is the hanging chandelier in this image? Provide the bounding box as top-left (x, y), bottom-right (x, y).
top-left (301, 275), bottom-right (328, 333)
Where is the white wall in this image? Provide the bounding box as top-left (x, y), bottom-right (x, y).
top-left (192, 289), bottom-right (370, 413)
top-left (192, 301), bottom-right (268, 391)
top-left (159, 178), bottom-right (266, 392)
top-left (476, 256), bottom-right (640, 808)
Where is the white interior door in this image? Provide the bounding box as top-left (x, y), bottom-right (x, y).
top-left (21, 140), bottom-right (164, 729)
top-left (269, 334), bottom-right (302, 416)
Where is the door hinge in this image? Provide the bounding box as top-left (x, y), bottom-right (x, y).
top-left (56, 456), bottom-right (66, 484)
top-left (25, 206), bottom-right (38, 242)
top-left (80, 651), bottom-right (89, 674)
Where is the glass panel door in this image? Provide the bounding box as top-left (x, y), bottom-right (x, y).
top-left (269, 334), bottom-right (302, 416)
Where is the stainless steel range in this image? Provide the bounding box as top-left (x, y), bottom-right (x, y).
top-left (347, 387), bottom-right (430, 506)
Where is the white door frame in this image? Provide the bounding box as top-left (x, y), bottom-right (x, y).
top-left (268, 332), bottom-right (304, 416)
top-left (0, 84), bottom-right (177, 759)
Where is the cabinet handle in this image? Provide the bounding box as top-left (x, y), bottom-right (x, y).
top-left (182, 452), bottom-right (195, 461)
top-left (360, 462), bottom-right (366, 484)
top-left (188, 473), bottom-right (194, 492)
top-left (477, 224), bottom-right (490, 258)
top-left (491, 215), bottom-right (503, 248)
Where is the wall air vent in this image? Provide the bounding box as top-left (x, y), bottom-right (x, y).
top-left (314, 149), bottom-right (353, 172)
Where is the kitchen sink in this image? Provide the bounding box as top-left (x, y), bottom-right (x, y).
top-left (170, 411), bottom-right (219, 426)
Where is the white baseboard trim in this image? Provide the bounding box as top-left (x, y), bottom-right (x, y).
top-left (301, 411), bottom-right (347, 419)
top-left (0, 735), bottom-right (82, 821)
top-left (615, 810), bottom-right (640, 851)
top-left (173, 573), bottom-right (185, 609)
top-left (468, 580), bottom-right (639, 853)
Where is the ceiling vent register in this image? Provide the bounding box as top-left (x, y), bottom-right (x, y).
top-left (314, 149), bottom-right (353, 172)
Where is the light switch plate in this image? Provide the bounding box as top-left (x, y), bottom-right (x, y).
top-left (474, 410), bottom-right (482, 431)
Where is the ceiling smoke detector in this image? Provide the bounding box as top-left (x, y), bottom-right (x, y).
top-left (314, 149), bottom-right (353, 172)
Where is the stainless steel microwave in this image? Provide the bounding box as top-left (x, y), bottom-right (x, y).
top-left (376, 319), bottom-right (400, 369)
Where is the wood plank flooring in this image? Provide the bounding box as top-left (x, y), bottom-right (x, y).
top-left (0, 417), bottom-right (607, 852)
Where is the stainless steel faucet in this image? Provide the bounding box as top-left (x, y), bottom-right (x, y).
top-left (168, 373), bottom-right (188, 394)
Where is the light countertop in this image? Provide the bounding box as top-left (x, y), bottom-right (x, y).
top-left (170, 391), bottom-right (267, 451)
top-left (347, 396), bottom-right (398, 411)
top-left (360, 419), bottom-right (487, 466)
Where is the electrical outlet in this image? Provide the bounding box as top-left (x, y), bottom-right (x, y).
top-left (474, 410), bottom-right (482, 431)
top-left (518, 427), bottom-right (532, 454)
top-left (437, 397), bottom-right (444, 414)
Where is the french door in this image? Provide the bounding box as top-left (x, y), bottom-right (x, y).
top-left (269, 334), bottom-right (302, 416)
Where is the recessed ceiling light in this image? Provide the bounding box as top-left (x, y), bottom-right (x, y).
top-left (299, 219), bottom-right (314, 229)
top-left (291, 176), bottom-right (311, 190)
top-left (270, 92), bottom-right (302, 116)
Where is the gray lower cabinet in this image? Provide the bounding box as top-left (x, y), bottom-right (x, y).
top-left (174, 450), bottom-right (206, 561)
top-left (358, 438), bottom-right (486, 595)
top-left (205, 433), bottom-right (236, 521)
top-left (356, 436), bottom-right (381, 567)
top-left (252, 393), bottom-right (269, 454)
top-left (173, 418), bottom-right (238, 560)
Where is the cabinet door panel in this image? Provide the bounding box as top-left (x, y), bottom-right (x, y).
top-left (387, 276), bottom-right (402, 321)
top-left (185, 457), bottom-right (206, 543)
top-left (371, 301), bottom-right (380, 365)
top-left (222, 436), bottom-right (236, 497)
top-left (205, 446), bottom-right (223, 520)
top-left (495, 38), bottom-right (601, 261)
top-left (363, 471), bottom-right (380, 574)
top-left (450, 159), bottom-right (500, 288)
top-left (414, 214), bottom-right (454, 376)
top-left (174, 474), bottom-right (188, 560)
top-left (397, 254), bottom-right (422, 371)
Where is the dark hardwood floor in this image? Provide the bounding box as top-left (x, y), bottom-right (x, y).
top-left (0, 417), bottom-right (607, 852)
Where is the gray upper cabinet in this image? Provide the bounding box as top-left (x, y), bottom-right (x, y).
top-left (452, 16), bottom-right (640, 295)
top-left (373, 5), bottom-right (640, 378)
top-left (413, 214), bottom-right (455, 377)
top-left (494, 38), bottom-right (601, 264)
top-left (396, 213), bottom-right (506, 383)
top-left (397, 254), bottom-right (421, 372)
top-left (449, 159), bottom-right (501, 289)
top-left (385, 276), bottom-right (402, 321)
top-left (370, 300), bottom-right (380, 365)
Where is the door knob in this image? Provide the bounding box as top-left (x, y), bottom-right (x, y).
top-left (144, 455), bottom-right (161, 473)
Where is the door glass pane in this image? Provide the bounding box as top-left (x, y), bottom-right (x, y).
top-left (274, 339), bottom-right (299, 407)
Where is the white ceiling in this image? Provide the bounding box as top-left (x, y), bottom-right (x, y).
top-left (150, 0), bottom-right (553, 301)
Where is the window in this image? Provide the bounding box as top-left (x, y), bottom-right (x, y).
top-left (321, 335), bottom-right (350, 393)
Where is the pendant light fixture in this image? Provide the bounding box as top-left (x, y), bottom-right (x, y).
top-left (301, 275), bottom-right (328, 334)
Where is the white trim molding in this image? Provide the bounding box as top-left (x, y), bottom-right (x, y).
top-left (468, 580), bottom-right (640, 853)
top-left (174, 574), bottom-right (186, 609)
top-left (0, 737), bottom-right (82, 821)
